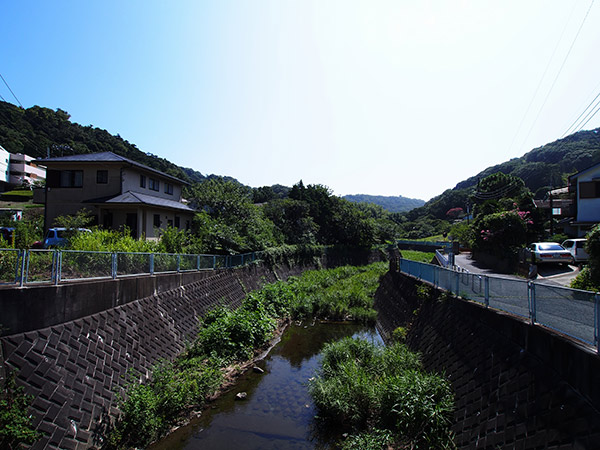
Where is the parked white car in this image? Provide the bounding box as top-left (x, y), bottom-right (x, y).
top-left (526, 242), bottom-right (574, 265)
top-left (561, 239), bottom-right (589, 263)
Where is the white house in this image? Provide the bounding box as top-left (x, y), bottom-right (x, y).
top-left (0, 145), bottom-right (9, 185)
top-left (568, 161), bottom-right (600, 237)
top-left (8, 153), bottom-right (46, 187)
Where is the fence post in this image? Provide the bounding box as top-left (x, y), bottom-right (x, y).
top-left (528, 281), bottom-right (536, 325)
top-left (56, 251), bottom-right (62, 285)
top-left (18, 250), bottom-right (26, 287)
top-left (112, 253), bottom-right (117, 279)
top-left (484, 275), bottom-right (490, 308)
top-left (197, 255), bottom-right (200, 271)
top-left (177, 254), bottom-right (181, 273)
top-left (595, 293), bottom-right (600, 353)
top-left (455, 270), bottom-right (459, 296)
top-left (24, 250), bottom-right (31, 285)
top-left (213, 255), bottom-right (216, 270)
top-left (149, 253), bottom-right (155, 275)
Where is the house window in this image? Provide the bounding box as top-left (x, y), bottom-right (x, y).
top-left (149, 178), bottom-right (159, 191)
top-left (174, 216), bottom-right (180, 228)
top-left (140, 175), bottom-right (146, 188)
top-left (579, 181), bottom-right (600, 199)
top-left (164, 183), bottom-right (173, 195)
top-left (58, 170), bottom-right (83, 188)
top-left (97, 170), bottom-right (108, 184)
top-left (153, 214), bottom-right (161, 228)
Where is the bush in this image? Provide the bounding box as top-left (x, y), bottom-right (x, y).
top-left (108, 361), bottom-right (222, 449)
top-left (309, 338), bottom-right (454, 449)
top-left (0, 373), bottom-right (40, 449)
top-left (571, 224), bottom-right (600, 291)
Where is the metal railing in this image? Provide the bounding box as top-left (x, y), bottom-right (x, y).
top-left (0, 248), bottom-right (261, 286)
top-left (399, 258), bottom-right (600, 353)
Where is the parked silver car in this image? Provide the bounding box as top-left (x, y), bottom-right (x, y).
top-left (561, 239), bottom-right (589, 263)
top-left (526, 242), bottom-right (574, 265)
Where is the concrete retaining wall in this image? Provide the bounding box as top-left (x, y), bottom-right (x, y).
top-left (0, 262), bottom-right (313, 450)
top-left (375, 270), bottom-right (600, 449)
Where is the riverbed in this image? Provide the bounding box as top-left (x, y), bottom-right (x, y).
top-left (149, 321), bottom-right (382, 450)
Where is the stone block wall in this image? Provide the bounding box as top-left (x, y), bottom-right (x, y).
top-left (375, 270), bottom-right (600, 449)
top-left (0, 263), bottom-right (312, 450)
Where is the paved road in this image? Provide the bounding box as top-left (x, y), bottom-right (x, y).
top-left (453, 252), bottom-right (581, 287)
top-left (448, 253), bottom-right (596, 347)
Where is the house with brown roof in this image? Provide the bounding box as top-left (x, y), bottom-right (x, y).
top-left (36, 152), bottom-right (194, 239)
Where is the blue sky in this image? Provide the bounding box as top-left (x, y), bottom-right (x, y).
top-left (2, 1), bottom-right (600, 200)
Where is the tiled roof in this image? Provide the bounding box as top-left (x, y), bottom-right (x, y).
top-left (35, 151), bottom-right (188, 185)
top-left (85, 191), bottom-right (195, 212)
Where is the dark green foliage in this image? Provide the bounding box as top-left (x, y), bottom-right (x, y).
top-left (571, 224), bottom-right (600, 291)
top-left (108, 362), bottom-right (222, 449)
top-left (0, 373), bottom-right (40, 449)
top-left (309, 338), bottom-right (454, 448)
top-left (190, 306), bottom-right (277, 362)
top-left (0, 101), bottom-right (206, 184)
top-left (191, 178), bottom-right (281, 253)
top-left (262, 199), bottom-right (319, 245)
top-left (398, 128), bottom-right (600, 237)
top-left (343, 194), bottom-right (425, 213)
top-left (339, 428), bottom-right (394, 450)
top-left (288, 182), bottom-right (378, 247)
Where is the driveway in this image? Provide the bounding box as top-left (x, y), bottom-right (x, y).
top-left (453, 252), bottom-right (581, 288)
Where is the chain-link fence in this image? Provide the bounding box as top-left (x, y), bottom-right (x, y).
top-left (399, 258), bottom-right (599, 352)
top-left (0, 248), bottom-right (260, 287)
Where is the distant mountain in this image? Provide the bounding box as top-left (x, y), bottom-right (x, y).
top-left (343, 194), bottom-right (425, 213)
top-left (403, 128), bottom-right (600, 222)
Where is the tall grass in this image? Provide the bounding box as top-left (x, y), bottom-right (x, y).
top-left (309, 337), bottom-right (454, 449)
top-left (108, 262), bottom-right (387, 449)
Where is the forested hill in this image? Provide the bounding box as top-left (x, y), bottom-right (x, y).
top-left (0, 101), bottom-right (208, 183)
top-left (454, 129), bottom-right (600, 197)
top-left (343, 194), bottom-right (425, 213)
top-left (403, 128), bottom-right (600, 222)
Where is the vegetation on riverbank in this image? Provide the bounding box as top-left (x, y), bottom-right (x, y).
top-left (0, 373), bottom-right (40, 450)
top-left (310, 337), bottom-right (454, 449)
top-left (105, 262), bottom-right (388, 449)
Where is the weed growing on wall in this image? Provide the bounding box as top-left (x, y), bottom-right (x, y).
top-left (0, 373), bottom-right (40, 450)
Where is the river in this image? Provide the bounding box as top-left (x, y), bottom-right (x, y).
top-left (149, 321), bottom-right (382, 450)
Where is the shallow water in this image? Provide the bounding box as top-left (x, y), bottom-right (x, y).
top-left (149, 322), bottom-right (382, 450)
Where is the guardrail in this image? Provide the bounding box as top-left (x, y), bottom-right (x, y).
top-left (399, 258), bottom-right (600, 353)
top-left (0, 248), bottom-right (261, 286)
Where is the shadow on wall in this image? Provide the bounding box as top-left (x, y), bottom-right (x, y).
top-left (374, 270), bottom-right (600, 449)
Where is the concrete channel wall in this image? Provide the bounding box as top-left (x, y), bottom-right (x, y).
top-left (375, 268), bottom-right (600, 449)
top-left (3, 250), bottom-right (599, 450)
top-left (0, 263), bottom-right (312, 450)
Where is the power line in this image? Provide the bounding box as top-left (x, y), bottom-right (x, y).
top-left (562, 92), bottom-right (600, 137)
top-left (518, 0), bottom-right (595, 153)
top-left (575, 100), bottom-right (600, 131)
top-left (561, 79), bottom-right (600, 137)
top-left (0, 73), bottom-right (23, 108)
top-left (507, 1), bottom-right (578, 156)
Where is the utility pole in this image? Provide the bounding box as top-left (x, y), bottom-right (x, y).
top-left (549, 189), bottom-right (554, 236)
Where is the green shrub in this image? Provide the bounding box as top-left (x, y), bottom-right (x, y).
top-left (108, 362), bottom-right (222, 449)
top-left (339, 428), bottom-right (394, 450)
top-left (391, 327), bottom-right (408, 343)
top-left (0, 373), bottom-right (40, 449)
top-left (309, 338), bottom-right (454, 449)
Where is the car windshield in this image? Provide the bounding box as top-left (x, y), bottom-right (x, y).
top-left (538, 243), bottom-right (563, 251)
